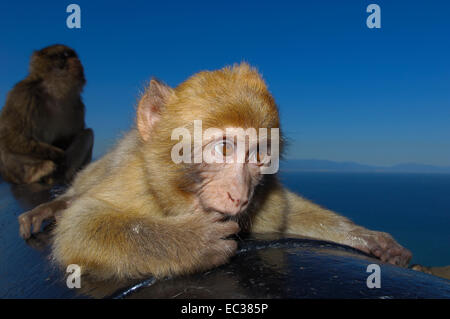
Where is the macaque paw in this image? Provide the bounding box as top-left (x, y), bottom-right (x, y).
top-left (18, 199), bottom-right (69, 239)
top-left (196, 212), bottom-right (240, 269)
top-left (347, 228), bottom-right (412, 267)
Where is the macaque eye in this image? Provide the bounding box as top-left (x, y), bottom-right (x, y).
top-left (214, 140), bottom-right (234, 156)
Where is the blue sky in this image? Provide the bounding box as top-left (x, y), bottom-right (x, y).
top-left (0, 0), bottom-right (449, 166)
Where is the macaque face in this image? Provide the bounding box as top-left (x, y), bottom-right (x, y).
top-left (31, 45), bottom-right (85, 81)
top-left (196, 128), bottom-right (271, 216)
top-left (137, 66), bottom-right (282, 216)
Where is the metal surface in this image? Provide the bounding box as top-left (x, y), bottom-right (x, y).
top-left (114, 236), bottom-right (450, 299)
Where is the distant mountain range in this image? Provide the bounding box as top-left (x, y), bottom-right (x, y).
top-left (281, 159), bottom-right (450, 174)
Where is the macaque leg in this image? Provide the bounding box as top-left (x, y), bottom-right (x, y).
top-left (283, 191), bottom-right (412, 266)
top-left (62, 128), bottom-right (93, 181)
top-left (18, 195), bottom-right (73, 239)
top-left (0, 152), bottom-right (56, 184)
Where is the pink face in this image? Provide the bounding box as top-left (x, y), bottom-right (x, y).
top-left (196, 128), bottom-right (271, 216)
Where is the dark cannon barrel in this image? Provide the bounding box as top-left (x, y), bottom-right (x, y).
top-left (112, 235), bottom-right (450, 299)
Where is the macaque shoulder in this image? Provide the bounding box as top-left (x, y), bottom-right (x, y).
top-left (69, 131), bottom-right (150, 207)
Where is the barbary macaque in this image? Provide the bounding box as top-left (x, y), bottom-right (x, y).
top-left (18, 63), bottom-right (411, 280)
top-left (0, 44), bottom-right (93, 184)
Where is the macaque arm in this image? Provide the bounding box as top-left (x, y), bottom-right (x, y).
top-left (283, 191), bottom-right (357, 244)
top-left (250, 188), bottom-right (411, 267)
top-left (2, 129), bottom-right (64, 161)
top-left (52, 197), bottom-right (239, 280)
top-left (283, 190), bottom-right (412, 266)
top-left (0, 88), bottom-right (64, 161)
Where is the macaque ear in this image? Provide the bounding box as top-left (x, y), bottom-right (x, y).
top-left (137, 78), bottom-right (173, 141)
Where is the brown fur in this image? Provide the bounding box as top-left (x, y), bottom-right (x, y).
top-left (0, 44), bottom-right (93, 184)
top-left (21, 63), bottom-right (412, 280)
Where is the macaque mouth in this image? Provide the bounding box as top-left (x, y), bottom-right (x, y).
top-left (203, 203), bottom-right (249, 217)
top-left (204, 207), bottom-right (244, 216)
top-left (205, 201), bottom-right (248, 218)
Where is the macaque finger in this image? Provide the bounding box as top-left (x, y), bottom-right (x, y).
top-left (221, 239), bottom-right (238, 255)
top-left (18, 214), bottom-right (32, 239)
top-left (204, 239), bottom-right (238, 267)
top-left (31, 215), bottom-right (46, 234)
top-left (372, 242), bottom-right (411, 266)
top-left (209, 212), bottom-right (227, 223)
top-left (394, 248), bottom-right (412, 267)
top-left (217, 221), bottom-right (240, 239)
top-left (391, 256), bottom-right (401, 266)
top-left (371, 247), bottom-right (383, 258)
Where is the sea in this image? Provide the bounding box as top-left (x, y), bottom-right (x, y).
top-left (278, 171), bottom-right (450, 266)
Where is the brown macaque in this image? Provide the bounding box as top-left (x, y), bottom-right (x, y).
top-left (0, 44), bottom-right (93, 185)
top-left (18, 63), bottom-right (411, 281)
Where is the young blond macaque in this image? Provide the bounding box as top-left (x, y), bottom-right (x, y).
top-left (18, 63), bottom-right (411, 280)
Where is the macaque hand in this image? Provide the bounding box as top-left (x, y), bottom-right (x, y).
top-left (345, 227), bottom-right (412, 267)
top-left (18, 198), bottom-right (70, 239)
top-left (185, 212), bottom-right (240, 272)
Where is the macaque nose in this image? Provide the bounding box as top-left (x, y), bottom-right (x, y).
top-left (227, 192), bottom-right (249, 210)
